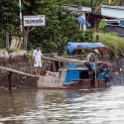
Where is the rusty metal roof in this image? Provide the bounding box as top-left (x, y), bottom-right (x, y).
top-left (86, 12), bottom-right (120, 19)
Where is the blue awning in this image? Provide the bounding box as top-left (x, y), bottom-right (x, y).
top-left (76, 16), bottom-right (91, 27)
top-left (67, 42), bottom-right (107, 53)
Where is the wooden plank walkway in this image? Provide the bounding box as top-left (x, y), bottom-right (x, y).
top-left (42, 56), bottom-right (85, 64)
top-left (0, 66), bottom-right (38, 92)
top-left (0, 66), bottom-right (37, 78)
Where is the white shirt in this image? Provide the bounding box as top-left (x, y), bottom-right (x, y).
top-left (33, 49), bottom-right (42, 62)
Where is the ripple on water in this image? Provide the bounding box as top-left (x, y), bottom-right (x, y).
top-left (0, 86), bottom-right (124, 124)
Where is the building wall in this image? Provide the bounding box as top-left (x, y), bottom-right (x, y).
top-left (104, 25), bottom-right (124, 37)
top-left (105, 20), bottom-right (124, 27)
top-left (101, 5), bottom-right (124, 18)
top-left (61, 4), bottom-right (91, 31)
top-left (81, 13), bottom-right (87, 31)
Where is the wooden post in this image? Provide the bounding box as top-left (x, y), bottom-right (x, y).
top-left (52, 61), bottom-right (56, 72)
top-left (96, 35), bottom-right (99, 42)
top-left (105, 81), bottom-right (107, 87)
top-left (94, 63), bottom-right (98, 88)
top-left (117, 57), bottom-right (121, 76)
top-left (6, 31), bottom-right (9, 51)
top-left (98, 80), bottom-right (99, 88)
top-left (23, 29), bottom-right (27, 50)
top-left (58, 62), bottom-right (61, 68)
top-left (7, 71), bottom-right (12, 92)
top-left (95, 77), bottom-right (98, 88)
top-left (18, 37), bottom-right (23, 49)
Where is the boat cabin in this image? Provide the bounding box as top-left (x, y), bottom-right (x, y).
top-left (53, 42), bottom-right (110, 88)
top-left (57, 61), bottom-right (111, 86)
top-left (58, 63), bottom-right (95, 84)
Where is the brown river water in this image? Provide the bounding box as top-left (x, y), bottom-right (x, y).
top-left (0, 86), bottom-right (124, 124)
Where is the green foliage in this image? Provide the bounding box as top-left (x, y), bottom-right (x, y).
top-left (0, 0), bottom-right (19, 29)
top-left (27, 1), bottom-right (91, 54)
top-left (10, 48), bottom-right (20, 51)
top-left (0, 30), bottom-right (6, 48)
top-left (64, 0), bottom-right (121, 11)
top-left (0, 0), bottom-right (21, 48)
top-left (1, 0), bottom-right (123, 57)
top-left (93, 32), bottom-right (124, 59)
top-left (99, 19), bottom-right (105, 31)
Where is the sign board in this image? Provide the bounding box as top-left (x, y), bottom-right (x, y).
top-left (23, 15), bottom-right (45, 27)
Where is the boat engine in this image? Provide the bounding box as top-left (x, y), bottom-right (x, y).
top-left (84, 62), bottom-right (94, 78)
top-left (97, 65), bottom-right (111, 81)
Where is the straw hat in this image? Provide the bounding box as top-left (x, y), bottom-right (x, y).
top-left (94, 49), bottom-right (99, 54)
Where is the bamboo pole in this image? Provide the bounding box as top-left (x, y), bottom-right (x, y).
top-left (6, 32), bottom-right (9, 51)
top-left (52, 61), bottom-right (56, 72)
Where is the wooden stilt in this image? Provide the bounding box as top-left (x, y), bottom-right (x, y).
top-left (95, 65), bottom-right (98, 88)
top-left (105, 81), bottom-right (107, 87)
top-left (6, 32), bottom-right (9, 51)
top-left (0, 66), bottom-right (38, 92)
top-left (7, 71), bottom-right (12, 92)
top-left (96, 35), bottom-right (99, 42)
top-left (52, 61), bottom-right (56, 72)
top-left (58, 62), bottom-right (61, 68)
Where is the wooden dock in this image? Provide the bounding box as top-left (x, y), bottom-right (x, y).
top-left (0, 66), bottom-right (38, 92)
top-left (42, 55), bottom-right (85, 72)
top-left (0, 55), bottom-right (85, 91)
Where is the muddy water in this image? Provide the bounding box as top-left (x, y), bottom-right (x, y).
top-left (0, 86), bottom-right (124, 124)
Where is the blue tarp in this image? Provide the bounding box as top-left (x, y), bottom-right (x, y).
top-left (76, 16), bottom-right (91, 27)
top-left (67, 42), bottom-right (107, 53)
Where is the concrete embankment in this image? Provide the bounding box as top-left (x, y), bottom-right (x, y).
top-left (0, 50), bottom-right (38, 90)
top-left (0, 50), bottom-right (123, 90)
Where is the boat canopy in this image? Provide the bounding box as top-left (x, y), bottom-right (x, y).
top-left (67, 42), bottom-right (107, 53)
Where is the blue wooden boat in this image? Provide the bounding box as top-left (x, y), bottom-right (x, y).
top-left (38, 62), bottom-right (111, 89)
top-left (38, 42), bottom-right (111, 89)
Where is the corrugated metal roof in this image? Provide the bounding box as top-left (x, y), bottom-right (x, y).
top-left (102, 5), bottom-right (124, 10)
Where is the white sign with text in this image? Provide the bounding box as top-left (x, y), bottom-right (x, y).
top-left (23, 15), bottom-right (45, 27)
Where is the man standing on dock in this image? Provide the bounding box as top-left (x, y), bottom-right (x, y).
top-left (33, 45), bottom-right (42, 76)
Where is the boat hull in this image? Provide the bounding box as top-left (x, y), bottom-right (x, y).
top-left (37, 76), bottom-right (110, 89)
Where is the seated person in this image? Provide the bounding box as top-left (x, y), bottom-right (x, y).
top-left (84, 62), bottom-right (93, 77)
top-left (45, 71), bottom-right (57, 77)
top-left (85, 49), bottom-right (99, 62)
top-left (84, 49), bottom-right (99, 78)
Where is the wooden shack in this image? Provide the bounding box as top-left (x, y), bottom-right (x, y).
top-left (86, 12), bottom-right (117, 31)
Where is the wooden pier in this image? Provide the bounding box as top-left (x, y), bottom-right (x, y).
top-left (42, 55), bottom-right (85, 72)
top-left (0, 66), bottom-right (38, 92)
top-left (0, 54), bottom-right (85, 92)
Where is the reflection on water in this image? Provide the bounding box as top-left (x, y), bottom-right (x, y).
top-left (0, 86), bottom-right (124, 124)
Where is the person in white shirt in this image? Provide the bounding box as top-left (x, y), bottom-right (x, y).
top-left (33, 45), bottom-right (42, 76)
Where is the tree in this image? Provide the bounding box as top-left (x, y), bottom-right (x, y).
top-left (0, 0), bottom-right (19, 29)
top-left (63, 0), bottom-right (121, 11)
top-left (28, 2), bottom-right (83, 53)
top-left (0, 0), bottom-right (20, 48)
top-left (0, 0), bottom-right (93, 53)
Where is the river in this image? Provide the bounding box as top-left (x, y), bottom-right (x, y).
top-left (0, 86), bottom-right (124, 124)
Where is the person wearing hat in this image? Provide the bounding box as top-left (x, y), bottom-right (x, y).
top-left (33, 45), bottom-right (43, 76)
top-left (84, 49), bottom-right (99, 88)
top-left (85, 49), bottom-right (99, 62)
